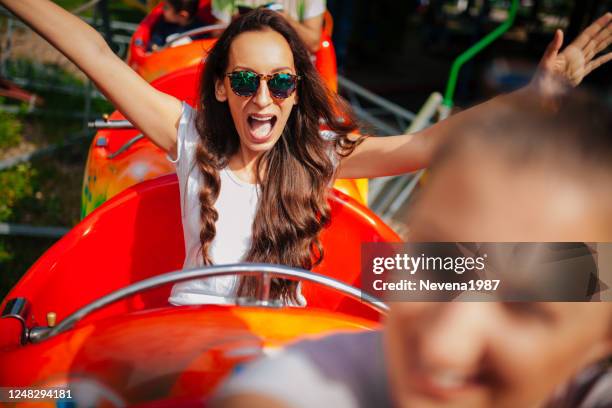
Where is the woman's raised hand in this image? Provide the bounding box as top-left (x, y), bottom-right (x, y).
top-left (534, 13), bottom-right (611, 94)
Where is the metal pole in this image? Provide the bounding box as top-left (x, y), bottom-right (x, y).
top-left (0, 18), bottom-right (13, 76)
top-left (0, 223), bottom-right (69, 238)
top-left (338, 75), bottom-right (417, 124)
top-left (442, 0), bottom-right (519, 109)
top-left (97, 0), bottom-right (112, 45)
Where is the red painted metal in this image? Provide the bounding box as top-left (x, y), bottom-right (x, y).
top-left (0, 175), bottom-right (396, 404)
top-left (81, 65), bottom-right (199, 217)
top-left (127, 1), bottom-right (216, 82)
top-left (0, 307), bottom-right (378, 405)
top-left (0, 5), bottom-right (391, 403)
top-left (5, 175), bottom-right (398, 346)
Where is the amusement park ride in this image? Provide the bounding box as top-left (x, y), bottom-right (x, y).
top-left (0, 1), bottom-right (398, 405)
top-left (0, 0), bottom-right (521, 405)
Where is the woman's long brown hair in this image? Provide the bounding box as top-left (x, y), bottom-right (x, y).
top-left (194, 8), bottom-right (363, 303)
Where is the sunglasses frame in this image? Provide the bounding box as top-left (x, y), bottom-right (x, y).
top-left (225, 70), bottom-right (301, 99)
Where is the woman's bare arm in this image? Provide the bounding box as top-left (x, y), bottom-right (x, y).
top-left (336, 88), bottom-right (522, 179)
top-left (1, 0), bottom-right (182, 156)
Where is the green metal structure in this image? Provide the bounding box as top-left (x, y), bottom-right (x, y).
top-left (442, 0), bottom-right (520, 109)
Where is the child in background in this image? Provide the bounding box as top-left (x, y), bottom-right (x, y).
top-left (149, 0), bottom-right (205, 50)
top-left (211, 0), bottom-right (325, 52)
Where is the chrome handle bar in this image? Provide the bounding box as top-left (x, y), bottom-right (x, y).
top-left (35, 263), bottom-right (387, 343)
top-left (164, 24), bottom-right (228, 47)
top-left (88, 119), bottom-right (134, 129)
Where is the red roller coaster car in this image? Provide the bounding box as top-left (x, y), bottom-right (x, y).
top-left (1, 175), bottom-right (399, 406)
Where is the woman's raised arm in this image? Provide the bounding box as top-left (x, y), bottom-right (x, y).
top-left (1, 0), bottom-right (182, 156)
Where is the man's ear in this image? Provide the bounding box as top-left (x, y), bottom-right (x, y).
top-left (215, 79), bottom-right (228, 102)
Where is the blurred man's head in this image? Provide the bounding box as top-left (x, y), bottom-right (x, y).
top-left (407, 90), bottom-right (612, 242)
top-left (387, 90), bottom-right (612, 408)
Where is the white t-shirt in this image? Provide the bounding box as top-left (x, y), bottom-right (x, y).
top-left (212, 0), bottom-right (326, 23)
top-left (168, 103), bottom-right (259, 305)
top-left (168, 103), bottom-right (327, 306)
top-left (214, 331), bottom-right (391, 408)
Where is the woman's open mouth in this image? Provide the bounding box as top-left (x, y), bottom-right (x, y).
top-left (247, 114), bottom-right (278, 143)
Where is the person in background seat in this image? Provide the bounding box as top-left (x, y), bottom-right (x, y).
top-left (212, 0), bottom-right (325, 52)
top-left (149, 0), bottom-right (207, 50)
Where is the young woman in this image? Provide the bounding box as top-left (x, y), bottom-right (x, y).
top-left (2, 0), bottom-right (610, 305)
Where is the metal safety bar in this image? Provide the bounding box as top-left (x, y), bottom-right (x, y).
top-left (337, 75), bottom-right (418, 136)
top-left (1, 298), bottom-right (31, 345)
top-left (2, 76), bottom-right (105, 100)
top-left (165, 24), bottom-right (228, 47)
top-left (441, 0), bottom-right (519, 115)
top-left (107, 134), bottom-right (145, 159)
top-left (88, 119), bottom-right (135, 129)
top-left (29, 264), bottom-right (387, 343)
top-left (0, 223), bottom-right (68, 238)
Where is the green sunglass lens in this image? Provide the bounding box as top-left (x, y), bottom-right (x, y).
top-left (230, 71), bottom-right (259, 96)
top-left (228, 72), bottom-right (297, 98)
top-left (269, 73), bottom-right (296, 98)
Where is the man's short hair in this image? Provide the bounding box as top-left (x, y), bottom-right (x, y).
top-left (432, 88), bottom-right (612, 178)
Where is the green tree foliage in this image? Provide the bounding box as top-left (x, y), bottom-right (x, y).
top-left (0, 101), bottom-right (35, 263)
top-left (0, 163), bottom-right (36, 222)
top-left (0, 103), bottom-right (23, 150)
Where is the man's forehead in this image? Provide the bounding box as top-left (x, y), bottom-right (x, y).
top-left (408, 159), bottom-right (599, 241)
